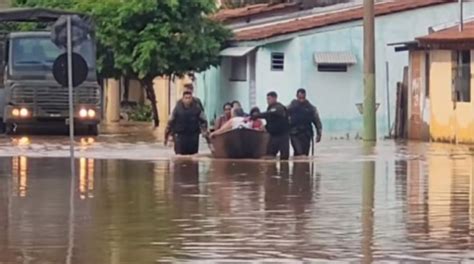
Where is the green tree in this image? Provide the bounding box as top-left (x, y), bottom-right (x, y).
top-left (15, 0), bottom-right (76, 9)
top-left (14, 0), bottom-right (231, 127)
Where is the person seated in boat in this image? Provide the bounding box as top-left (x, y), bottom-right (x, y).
top-left (214, 102), bottom-right (233, 130)
top-left (231, 100), bottom-right (242, 109)
top-left (231, 100), bottom-right (249, 116)
top-left (210, 108), bottom-right (251, 138)
top-left (247, 107), bottom-right (265, 131)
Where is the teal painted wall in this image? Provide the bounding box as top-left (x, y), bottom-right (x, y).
top-left (197, 57), bottom-right (251, 122)
top-left (254, 38), bottom-right (302, 109)
top-left (198, 2), bottom-right (474, 138)
top-left (196, 66), bottom-right (221, 122)
top-left (220, 57), bottom-right (251, 110)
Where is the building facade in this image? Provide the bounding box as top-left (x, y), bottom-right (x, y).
top-left (400, 20), bottom-right (474, 144)
top-left (197, 0), bottom-right (474, 138)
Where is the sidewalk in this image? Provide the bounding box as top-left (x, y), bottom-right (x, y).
top-left (100, 121), bottom-right (165, 139)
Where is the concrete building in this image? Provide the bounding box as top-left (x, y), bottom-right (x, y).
top-left (397, 20), bottom-right (474, 143)
top-left (197, 0), bottom-right (474, 138)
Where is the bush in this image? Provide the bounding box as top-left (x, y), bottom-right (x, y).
top-left (129, 105), bottom-right (153, 122)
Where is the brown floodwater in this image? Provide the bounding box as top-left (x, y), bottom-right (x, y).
top-left (1, 138), bottom-right (474, 263)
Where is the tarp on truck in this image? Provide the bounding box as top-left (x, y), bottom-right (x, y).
top-left (0, 8), bottom-right (88, 23)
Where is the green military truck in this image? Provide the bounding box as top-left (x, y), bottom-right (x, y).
top-left (0, 8), bottom-right (101, 135)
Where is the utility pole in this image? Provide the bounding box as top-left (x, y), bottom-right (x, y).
top-left (363, 0), bottom-right (376, 141)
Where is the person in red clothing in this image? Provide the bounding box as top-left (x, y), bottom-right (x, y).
top-left (248, 107), bottom-right (264, 131)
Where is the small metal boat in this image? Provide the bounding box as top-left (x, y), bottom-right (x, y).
top-left (210, 128), bottom-right (270, 159)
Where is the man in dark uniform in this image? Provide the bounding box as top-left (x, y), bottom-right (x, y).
top-left (183, 83), bottom-right (204, 111)
top-left (287, 88), bottom-right (322, 156)
top-left (165, 91), bottom-right (208, 155)
top-left (254, 91), bottom-right (290, 160)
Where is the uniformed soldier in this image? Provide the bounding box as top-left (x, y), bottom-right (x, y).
top-left (165, 91), bottom-right (208, 155)
top-left (287, 88), bottom-right (322, 156)
top-left (183, 83), bottom-right (204, 111)
top-left (254, 91), bottom-right (290, 160)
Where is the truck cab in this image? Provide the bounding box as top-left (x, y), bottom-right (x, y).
top-left (0, 8), bottom-right (101, 135)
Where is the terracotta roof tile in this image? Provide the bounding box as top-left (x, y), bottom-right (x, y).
top-left (417, 21), bottom-right (474, 43)
top-left (212, 2), bottom-right (298, 23)
top-left (235, 0), bottom-right (455, 41)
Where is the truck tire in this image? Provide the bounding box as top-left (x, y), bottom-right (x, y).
top-left (0, 122), bottom-right (5, 134)
top-left (5, 123), bottom-right (15, 135)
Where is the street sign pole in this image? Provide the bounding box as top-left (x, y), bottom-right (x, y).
top-left (66, 14), bottom-right (76, 264)
top-left (67, 15), bottom-right (75, 158)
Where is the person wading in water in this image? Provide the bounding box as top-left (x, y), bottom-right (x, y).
top-left (253, 91), bottom-right (290, 160)
top-left (165, 91), bottom-right (209, 155)
top-left (287, 88), bottom-right (322, 157)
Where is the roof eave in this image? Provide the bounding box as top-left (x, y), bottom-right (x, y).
top-left (232, 0), bottom-right (456, 45)
top-left (418, 39), bottom-right (474, 49)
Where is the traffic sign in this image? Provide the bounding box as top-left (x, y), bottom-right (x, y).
top-left (52, 52), bottom-right (88, 87)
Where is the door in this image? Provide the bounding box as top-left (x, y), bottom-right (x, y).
top-left (248, 51), bottom-right (256, 108)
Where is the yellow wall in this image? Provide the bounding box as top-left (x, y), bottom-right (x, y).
top-left (128, 80), bottom-right (145, 105)
top-left (429, 50), bottom-right (474, 144)
top-left (102, 75), bottom-right (191, 132)
top-left (104, 78), bottom-right (121, 123)
top-left (152, 76), bottom-right (192, 133)
top-left (430, 50), bottom-right (454, 142)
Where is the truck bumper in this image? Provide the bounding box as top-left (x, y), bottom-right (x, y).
top-left (5, 118), bottom-right (100, 125)
top-left (4, 105), bottom-right (101, 125)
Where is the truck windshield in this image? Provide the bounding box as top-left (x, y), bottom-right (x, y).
top-left (11, 36), bottom-right (95, 72)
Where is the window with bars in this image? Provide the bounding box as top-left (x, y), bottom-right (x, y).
top-left (452, 50), bottom-right (471, 102)
top-left (317, 64), bottom-right (348, 72)
top-left (271, 52), bottom-right (284, 71)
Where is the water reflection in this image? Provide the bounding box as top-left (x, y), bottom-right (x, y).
top-left (12, 156), bottom-right (28, 197)
top-left (361, 160), bottom-right (375, 264)
top-left (2, 143), bottom-right (474, 262)
top-left (79, 158), bottom-right (95, 200)
top-left (361, 143), bottom-right (375, 264)
top-left (80, 137), bottom-right (95, 146)
top-left (11, 136), bottom-right (30, 146)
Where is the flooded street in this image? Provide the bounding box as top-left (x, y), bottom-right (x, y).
top-left (1, 132), bottom-right (474, 263)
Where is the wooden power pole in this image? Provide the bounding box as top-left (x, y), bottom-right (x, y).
top-left (363, 0), bottom-right (376, 141)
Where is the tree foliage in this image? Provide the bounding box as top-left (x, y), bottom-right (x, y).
top-left (15, 0), bottom-right (76, 9)
top-left (14, 0), bottom-right (232, 126)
